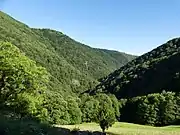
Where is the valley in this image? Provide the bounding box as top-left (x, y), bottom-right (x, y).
top-left (0, 10), bottom-right (180, 135)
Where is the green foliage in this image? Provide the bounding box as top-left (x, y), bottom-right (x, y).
top-left (0, 11), bottom-right (136, 127)
top-left (95, 94), bottom-right (116, 132)
top-left (0, 42), bottom-right (48, 120)
top-left (136, 95), bottom-right (158, 125)
top-left (66, 97), bottom-right (82, 124)
top-left (2, 10), bottom-right (180, 130)
top-left (108, 94), bottom-right (120, 118)
top-left (175, 94), bottom-right (180, 122)
top-left (120, 92), bottom-right (180, 126)
top-left (156, 92), bottom-right (177, 126)
top-left (80, 94), bottom-right (99, 122)
top-left (93, 38), bottom-right (180, 99)
top-left (12, 92), bottom-right (48, 122)
top-left (0, 11), bottom-right (135, 97)
top-left (43, 92), bottom-right (70, 125)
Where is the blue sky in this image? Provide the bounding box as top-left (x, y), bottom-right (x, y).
top-left (1, 0), bottom-right (180, 55)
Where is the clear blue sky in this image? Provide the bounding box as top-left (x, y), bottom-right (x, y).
top-left (1, 0), bottom-right (180, 55)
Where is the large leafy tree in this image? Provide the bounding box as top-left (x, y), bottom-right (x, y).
top-left (44, 92), bottom-right (70, 125)
top-left (137, 95), bottom-right (158, 125)
top-left (157, 92), bottom-right (176, 126)
top-left (0, 42), bottom-right (48, 117)
top-left (95, 94), bottom-right (116, 133)
top-left (80, 94), bottom-right (99, 122)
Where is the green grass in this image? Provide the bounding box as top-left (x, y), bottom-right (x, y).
top-left (58, 122), bottom-right (180, 135)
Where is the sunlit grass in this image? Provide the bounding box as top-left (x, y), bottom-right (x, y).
top-left (58, 122), bottom-right (180, 135)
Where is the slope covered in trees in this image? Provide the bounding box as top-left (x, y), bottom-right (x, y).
top-left (92, 38), bottom-right (180, 98)
top-left (1, 10), bottom-right (180, 133)
top-left (0, 42), bottom-right (120, 129)
top-left (0, 11), bottom-right (135, 96)
top-left (0, 11), bottom-right (133, 130)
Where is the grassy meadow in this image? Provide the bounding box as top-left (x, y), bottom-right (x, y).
top-left (58, 122), bottom-right (180, 135)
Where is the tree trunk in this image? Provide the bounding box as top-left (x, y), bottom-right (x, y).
top-left (102, 128), bottom-right (105, 134)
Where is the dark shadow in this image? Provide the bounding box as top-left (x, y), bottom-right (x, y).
top-left (171, 119), bottom-right (180, 126)
top-left (106, 132), bottom-right (120, 135)
top-left (0, 110), bottom-right (111, 135)
top-left (0, 115), bottom-right (107, 135)
top-left (48, 128), bottom-right (107, 135)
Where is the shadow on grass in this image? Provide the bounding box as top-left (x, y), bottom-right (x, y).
top-left (0, 116), bottom-right (109, 135)
top-left (0, 111), bottom-right (119, 135)
top-left (106, 132), bottom-right (119, 135)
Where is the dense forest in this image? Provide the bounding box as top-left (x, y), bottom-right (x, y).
top-left (92, 38), bottom-right (180, 98)
top-left (88, 37), bottom-right (180, 126)
top-left (0, 11), bottom-right (180, 135)
top-left (0, 41), bottom-right (121, 134)
top-left (0, 11), bottom-right (135, 96)
top-left (0, 11), bottom-right (135, 134)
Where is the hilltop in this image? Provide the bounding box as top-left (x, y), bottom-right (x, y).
top-left (0, 11), bottom-right (135, 96)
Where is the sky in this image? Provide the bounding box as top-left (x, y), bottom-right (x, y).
top-left (0, 0), bottom-right (180, 55)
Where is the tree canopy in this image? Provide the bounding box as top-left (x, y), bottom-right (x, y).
top-left (1, 11), bottom-right (180, 134)
top-left (92, 38), bottom-right (180, 99)
top-left (0, 41), bottom-right (49, 119)
top-left (0, 11), bottom-right (135, 97)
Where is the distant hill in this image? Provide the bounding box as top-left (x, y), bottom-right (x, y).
top-left (91, 38), bottom-right (180, 98)
top-left (0, 11), bottom-right (135, 96)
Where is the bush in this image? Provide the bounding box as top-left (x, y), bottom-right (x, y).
top-left (120, 92), bottom-right (180, 126)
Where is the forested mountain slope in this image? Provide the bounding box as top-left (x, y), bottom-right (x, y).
top-left (92, 38), bottom-right (180, 98)
top-left (33, 29), bottom-right (135, 80)
top-left (0, 11), bottom-right (135, 95)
